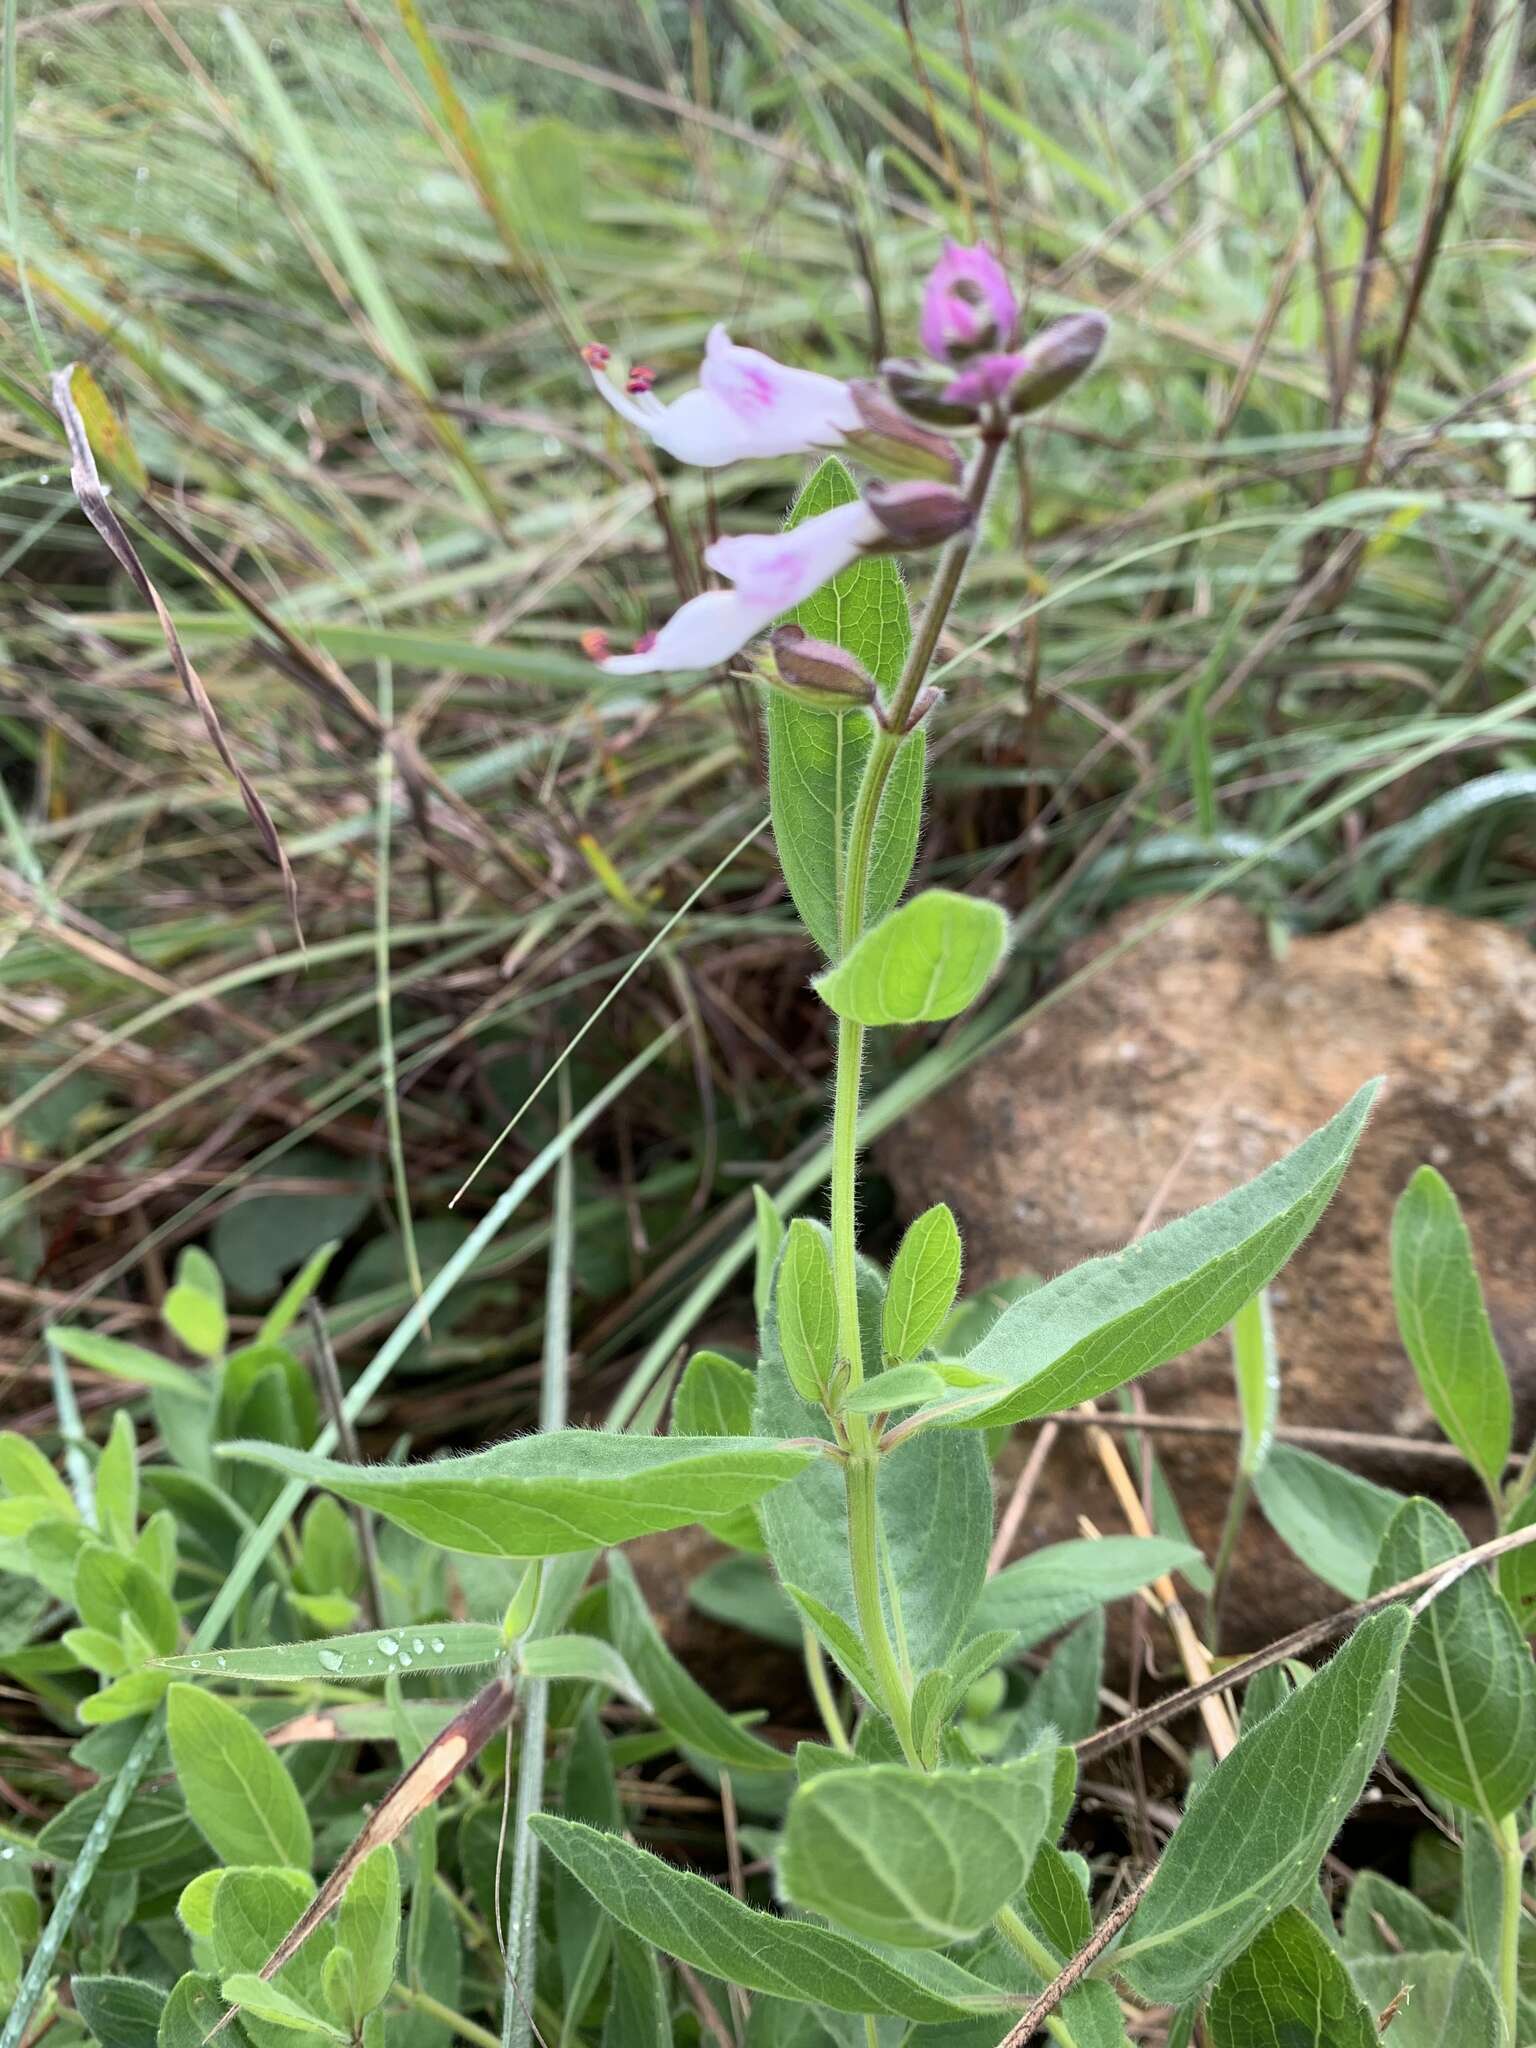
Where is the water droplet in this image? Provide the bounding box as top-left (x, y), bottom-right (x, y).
top-left (1, 1847), bottom-right (15, 1860)
top-left (135, 164), bottom-right (149, 181)
top-left (379, 1636), bottom-right (399, 1656)
top-left (430, 1637), bottom-right (445, 1655)
top-left (397, 1652), bottom-right (412, 1669)
top-left (411, 1637), bottom-right (425, 1654)
top-left (36, 473), bottom-right (49, 485)
top-left (215, 1656), bottom-right (227, 1669)
top-left (190, 1659), bottom-right (201, 1668)
top-left (317, 1649), bottom-right (344, 1674)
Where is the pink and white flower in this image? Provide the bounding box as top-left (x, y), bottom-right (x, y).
top-left (590, 498), bottom-right (884, 675)
top-left (919, 241), bottom-right (1018, 363)
top-left (584, 324), bottom-right (862, 467)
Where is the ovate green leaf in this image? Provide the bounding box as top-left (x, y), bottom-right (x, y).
top-left (671, 1351), bottom-right (755, 1439)
top-left (216, 1431), bottom-right (814, 1556)
top-left (1391, 1167), bottom-right (1512, 1497)
top-left (1118, 1608), bottom-right (1409, 2005)
top-left (1369, 1496), bottom-right (1536, 1823)
top-left (1205, 1908), bottom-right (1377, 2048)
top-left (973, 1534), bottom-right (1201, 1653)
top-left (1345, 1952), bottom-right (1502, 2048)
top-left (779, 1220), bottom-right (839, 1404)
top-left (884, 1204), bottom-right (962, 1364)
top-left (71, 1975), bottom-right (169, 2048)
top-left (779, 1749), bottom-right (1057, 1946)
top-left (531, 1818), bottom-right (1012, 2022)
top-left (168, 1684), bottom-right (313, 1870)
top-left (947, 1084), bottom-right (1379, 1429)
top-left (336, 1846), bottom-right (399, 2020)
top-left (815, 890), bottom-right (1008, 1027)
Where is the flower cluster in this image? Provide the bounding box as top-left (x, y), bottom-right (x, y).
top-left (581, 242), bottom-right (1106, 686)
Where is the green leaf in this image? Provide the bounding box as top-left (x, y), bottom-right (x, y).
top-left (72, 1975), bottom-right (169, 2048)
top-left (336, 1846), bottom-right (399, 2020)
top-left (1253, 1444), bottom-right (1405, 1599)
top-left (947, 1083), bottom-right (1379, 1429)
top-left (752, 1187), bottom-right (784, 1326)
top-left (783, 1583), bottom-right (881, 1701)
top-left (38, 1783), bottom-right (200, 1871)
top-left (518, 1631), bottom-right (650, 1709)
top-left (1229, 1289), bottom-right (1278, 1478)
top-left (756, 1249), bottom-right (991, 1676)
top-left (779, 1749), bottom-right (1057, 1946)
top-left (219, 1976), bottom-right (345, 2040)
top-left (297, 1497), bottom-right (361, 1599)
top-left (1118, 1608), bottom-right (1410, 2005)
top-left (217, 1430), bottom-right (815, 1556)
top-left (168, 1684), bottom-right (313, 1870)
top-left (689, 1555), bottom-right (801, 1649)
top-left (210, 1144), bottom-right (372, 1300)
top-left (605, 1552), bottom-right (789, 1771)
top-left (46, 1325), bottom-right (205, 1399)
top-left (1205, 1908), bottom-right (1377, 2048)
top-left (767, 459), bottom-right (919, 960)
top-left (0, 1431), bottom-right (76, 1515)
top-left (212, 1867), bottom-right (334, 2048)
top-left (972, 1535), bottom-right (1201, 1653)
top-left (258, 1242), bottom-right (340, 1347)
top-left (1344, 1952), bottom-right (1502, 2048)
top-left (603, 1928), bottom-right (670, 2048)
top-left (884, 1205), bottom-right (963, 1364)
top-left (95, 1410), bottom-right (139, 1553)
top-left (1340, 1870), bottom-right (1464, 1959)
top-left (815, 891), bottom-right (1008, 1028)
top-left (1496, 1485), bottom-right (1536, 1631)
top-left (840, 1362), bottom-right (948, 1415)
top-left (164, 1248), bottom-right (229, 1359)
top-left (530, 1817), bottom-right (1012, 2022)
top-left (1011, 1609), bottom-right (1103, 1749)
top-left (1369, 1496), bottom-right (1536, 1823)
top-left (1391, 1167), bottom-right (1512, 1498)
top-left (671, 1351), bottom-right (755, 1439)
top-left (779, 1220), bottom-right (839, 1404)
top-left (156, 1622), bottom-right (503, 1684)
top-left (157, 1973), bottom-right (229, 2048)
top-left (1024, 1843), bottom-right (1092, 1957)
top-left (73, 1541), bottom-right (178, 1657)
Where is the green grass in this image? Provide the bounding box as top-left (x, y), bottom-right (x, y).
top-left (2, 0), bottom-right (1533, 1420)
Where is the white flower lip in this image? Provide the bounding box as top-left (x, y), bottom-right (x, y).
top-left (597, 499), bottom-right (884, 675)
top-left (585, 323), bottom-right (861, 467)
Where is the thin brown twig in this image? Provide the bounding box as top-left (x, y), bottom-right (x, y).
top-left (991, 1871), bottom-right (1155, 2048)
top-left (1075, 1519), bottom-right (1536, 1767)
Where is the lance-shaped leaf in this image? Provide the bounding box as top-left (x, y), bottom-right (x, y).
top-left (1369, 1497), bottom-right (1536, 1824)
top-left (1118, 1607), bottom-right (1409, 2005)
top-left (1253, 1443), bottom-right (1404, 1600)
top-left (779, 1220), bottom-right (839, 1403)
top-left (217, 1431), bottom-right (815, 1556)
top-left (973, 1534), bottom-right (1201, 1653)
top-left (815, 890), bottom-right (1009, 1028)
top-left (1391, 1167), bottom-right (1512, 1500)
top-left (778, 1749), bottom-right (1057, 1946)
top-left (941, 1082), bottom-right (1379, 1429)
top-left (517, 1633), bottom-right (650, 1710)
top-left (530, 1817), bottom-right (1014, 2022)
top-left (157, 1623), bottom-right (503, 1685)
top-left (1205, 1908), bottom-right (1377, 2048)
top-left (767, 458), bottom-right (919, 961)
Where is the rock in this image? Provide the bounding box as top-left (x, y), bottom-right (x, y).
top-left (882, 898), bottom-right (1536, 1653)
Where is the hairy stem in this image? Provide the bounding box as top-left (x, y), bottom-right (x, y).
top-left (826, 430), bottom-right (1006, 1753)
top-left (1497, 1811), bottom-right (1524, 2043)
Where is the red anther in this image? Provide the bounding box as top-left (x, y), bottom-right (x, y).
top-left (579, 629), bottom-right (611, 662)
top-left (626, 365), bottom-right (657, 395)
top-left (633, 630), bottom-right (658, 654)
top-left (581, 342), bottom-right (611, 368)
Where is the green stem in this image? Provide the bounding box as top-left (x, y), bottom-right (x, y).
top-left (994, 1907), bottom-right (1088, 2048)
top-left (394, 1985), bottom-right (501, 2048)
top-left (1497, 1811), bottom-right (1524, 2043)
top-left (804, 1624), bottom-right (852, 1753)
top-left (826, 431), bottom-right (1007, 1763)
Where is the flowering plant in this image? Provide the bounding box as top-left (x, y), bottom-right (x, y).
top-left (13, 243), bottom-right (1535, 2048)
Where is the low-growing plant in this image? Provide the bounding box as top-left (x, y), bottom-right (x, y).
top-left (5, 243), bottom-right (1536, 2048)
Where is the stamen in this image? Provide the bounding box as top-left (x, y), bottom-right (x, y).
top-left (626, 365), bottom-right (657, 395)
top-left (581, 342), bottom-right (611, 369)
top-left (633, 629), bottom-right (658, 654)
top-left (579, 628), bottom-right (611, 662)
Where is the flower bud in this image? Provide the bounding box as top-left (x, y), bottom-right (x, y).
top-left (862, 479), bottom-right (973, 554)
top-left (844, 379), bottom-right (962, 482)
top-left (763, 624), bottom-right (877, 714)
top-left (880, 357), bottom-right (982, 429)
top-left (1001, 310), bottom-right (1109, 416)
top-left (500, 1560), bottom-right (543, 1644)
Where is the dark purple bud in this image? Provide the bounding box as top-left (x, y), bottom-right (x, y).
top-left (765, 623), bottom-right (878, 714)
top-left (1004, 311), bottom-right (1110, 416)
top-left (862, 479), bottom-right (973, 553)
top-left (881, 357), bottom-right (982, 428)
top-left (845, 379), bottom-right (962, 482)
